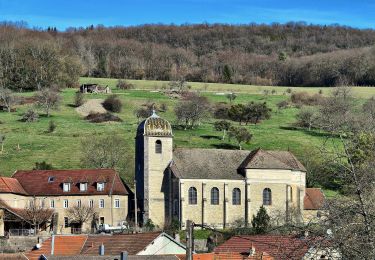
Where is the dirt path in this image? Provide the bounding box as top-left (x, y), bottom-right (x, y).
top-left (75, 99), bottom-right (107, 117)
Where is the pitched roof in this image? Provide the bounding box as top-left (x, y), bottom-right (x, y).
top-left (171, 148), bottom-right (306, 180)
top-left (25, 235), bottom-right (88, 260)
top-left (12, 169), bottom-right (129, 196)
top-left (0, 177), bottom-right (28, 195)
top-left (0, 199), bottom-right (32, 223)
top-left (241, 149), bottom-right (306, 172)
top-left (214, 235), bottom-right (311, 259)
top-left (171, 148), bottom-right (249, 179)
top-left (81, 232), bottom-right (162, 255)
top-left (304, 188), bottom-right (325, 210)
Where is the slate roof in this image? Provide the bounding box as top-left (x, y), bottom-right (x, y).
top-left (304, 188), bottom-right (325, 210)
top-left (12, 169), bottom-right (129, 196)
top-left (170, 148), bottom-right (306, 180)
top-left (171, 148), bottom-right (250, 179)
top-left (81, 232), bottom-right (162, 255)
top-left (0, 177), bottom-right (28, 195)
top-left (214, 235), bottom-right (312, 259)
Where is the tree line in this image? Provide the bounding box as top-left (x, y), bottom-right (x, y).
top-left (2, 22), bottom-right (375, 90)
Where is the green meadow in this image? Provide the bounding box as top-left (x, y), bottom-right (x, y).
top-left (0, 78), bottom-right (372, 194)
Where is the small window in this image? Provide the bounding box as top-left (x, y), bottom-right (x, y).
top-left (188, 187), bottom-right (197, 205)
top-left (263, 188), bottom-right (272, 206)
top-left (97, 182), bottom-right (105, 191)
top-left (232, 188), bottom-right (241, 205)
top-left (99, 217), bottom-right (105, 226)
top-left (80, 183), bottom-right (88, 192)
top-left (63, 183), bottom-right (71, 192)
top-left (155, 140), bottom-right (162, 154)
top-left (63, 199), bottom-right (69, 208)
top-left (99, 199), bottom-right (105, 208)
top-left (64, 217), bottom-right (69, 228)
top-left (89, 199), bottom-right (94, 208)
top-left (77, 199), bottom-right (81, 208)
top-left (211, 187), bottom-right (219, 205)
top-left (289, 186), bottom-right (293, 202)
top-left (114, 199), bottom-right (120, 208)
top-left (50, 199), bottom-right (55, 209)
top-left (48, 176), bottom-right (55, 183)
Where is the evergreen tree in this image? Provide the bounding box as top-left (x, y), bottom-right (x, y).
top-left (222, 65), bottom-right (232, 83)
top-left (251, 206), bottom-right (270, 234)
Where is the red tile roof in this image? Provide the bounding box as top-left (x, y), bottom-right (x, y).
top-left (12, 169), bottom-right (129, 196)
top-left (25, 235), bottom-right (88, 260)
top-left (304, 188), bottom-right (325, 210)
top-left (81, 232), bottom-right (162, 255)
top-left (214, 235), bottom-right (311, 259)
top-left (0, 177), bottom-right (28, 195)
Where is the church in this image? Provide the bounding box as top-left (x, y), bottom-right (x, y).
top-left (135, 112), bottom-right (324, 229)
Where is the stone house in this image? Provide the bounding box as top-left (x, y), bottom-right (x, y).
top-left (0, 169), bottom-right (130, 235)
top-left (135, 112), bottom-right (324, 229)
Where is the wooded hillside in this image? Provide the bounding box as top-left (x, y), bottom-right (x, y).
top-left (2, 21), bottom-right (375, 89)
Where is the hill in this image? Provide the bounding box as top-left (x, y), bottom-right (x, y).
top-left (2, 22), bottom-right (375, 89)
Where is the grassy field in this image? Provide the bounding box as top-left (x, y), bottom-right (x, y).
top-left (0, 78), bottom-right (369, 194)
top-left (80, 77), bottom-right (375, 98)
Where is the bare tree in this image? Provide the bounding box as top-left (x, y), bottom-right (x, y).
top-left (24, 200), bottom-right (53, 234)
top-left (66, 205), bottom-right (96, 230)
top-left (35, 88), bottom-right (62, 117)
top-left (0, 87), bottom-right (17, 112)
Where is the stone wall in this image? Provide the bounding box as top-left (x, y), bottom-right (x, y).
top-left (0, 236), bottom-right (48, 253)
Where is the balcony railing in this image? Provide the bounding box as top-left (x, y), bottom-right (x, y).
top-left (8, 229), bottom-right (36, 236)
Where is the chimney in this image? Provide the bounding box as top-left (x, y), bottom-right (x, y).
top-left (121, 251), bottom-right (128, 260)
top-left (249, 243), bottom-right (256, 256)
top-left (99, 243), bottom-right (105, 256)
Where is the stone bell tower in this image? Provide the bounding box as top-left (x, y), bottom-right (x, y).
top-left (135, 111), bottom-right (173, 228)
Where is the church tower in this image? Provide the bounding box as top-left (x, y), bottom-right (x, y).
top-left (135, 111), bottom-right (173, 228)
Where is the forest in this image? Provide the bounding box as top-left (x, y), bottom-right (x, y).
top-left (2, 21), bottom-right (375, 90)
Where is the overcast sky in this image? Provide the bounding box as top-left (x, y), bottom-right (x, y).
top-left (0, 0), bottom-right (374, 30)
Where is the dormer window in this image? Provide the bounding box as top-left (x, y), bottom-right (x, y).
top-left (97, 182), bottom-right (105, 191)
top-left (63, 182), bottom-right (71, 192)
top-left (80, 182), bottom-right (88, 192)
top-left (48, 176), bottom-right (55, 183)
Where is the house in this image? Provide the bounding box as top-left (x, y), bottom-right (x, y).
top-left (80, 84), bottom-right (111, 94)
top-left (25, 232), bottom-right (186, 260)
top-left (135, 111), bottom-right (323, 228)
top-left (0, 169), bottom-right (130, 235)
top-left (214, 235), bottom-right (340, 259)
top-left (303, 188), bottom-right (325, 222)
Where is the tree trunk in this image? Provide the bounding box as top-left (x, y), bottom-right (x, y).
top-left (222, 130), bottom-right (226, 140)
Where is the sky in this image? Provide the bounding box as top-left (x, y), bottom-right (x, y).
top-left (0, 0), bottom-right (374, 30)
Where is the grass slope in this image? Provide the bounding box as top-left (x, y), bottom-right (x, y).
top-left (0, 78), bottom-right (367, 187)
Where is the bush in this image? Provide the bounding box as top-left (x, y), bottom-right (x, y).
top-left (213, 103), bottom-right (230, 119)
top-left (102, 95), bottom-right (122, 113)
top-left (74, 92), bottom-right (85, 107)
top-left (291, 92), bottom-right (324, 106)
top-left (33, 161), bottom-right (53, 170)
top-left (85, 112), bottom-right (122, 123)
top-left (277, 100), bottom-right (289, 111)
top-left (21, 109), bottom-right (39, 122)
top-left (116, 79), bottom-right (134, 90)
top-left (48, 120), bottom-right (57, 133)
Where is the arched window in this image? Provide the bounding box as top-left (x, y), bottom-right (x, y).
top-left (211, 187), bottom-right (219, 205)
top-left (188, 187), bottom-right (197, 205)
top-left (155, 140), bottom-right (162, 154)
top-left (232, 188), bottom-right (241, 205)
top-left (263, 188), bottom-right (272, 205)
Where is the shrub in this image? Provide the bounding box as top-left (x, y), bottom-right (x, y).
top-left (21, 109), bottom-right (39, 122)
top-left (160, 103), bottom-right (168, 112)
top-left (290, 91), bottom-right (324, 106)
top-left (85, 112), bottom-right (122, 123)
top-left (48, 120), bottom-right (56, 133)
top-left (213, 103), bottom-right (230, 119)
top-left (277, 100), bottom-right (289, 111)
top-left (74, 92), bottom-right (85, 107)
top-left (102, 95), bottom-right (122, 113)
top-left (33, 161), bottom-right (53, 170)
top-left (116, 79), bottom-right (134, 90)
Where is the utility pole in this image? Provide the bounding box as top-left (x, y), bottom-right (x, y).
top-left (185, 220), bottom-right (194, 260)
top-left (134, 180), bottom-right (138, 233)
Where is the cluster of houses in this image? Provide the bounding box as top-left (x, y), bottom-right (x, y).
top-left (0, 112), bottom-right (338, 259)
